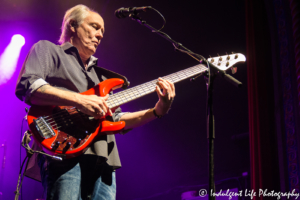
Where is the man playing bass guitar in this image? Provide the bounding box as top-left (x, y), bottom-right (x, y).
top-left (15, 4), bottom-right (175, 200)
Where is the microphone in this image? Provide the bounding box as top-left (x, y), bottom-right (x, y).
top-left (115, 6), bottom-right (151, 18)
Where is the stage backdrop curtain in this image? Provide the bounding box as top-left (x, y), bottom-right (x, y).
top-left (246, 0), bottom-right (281, 198)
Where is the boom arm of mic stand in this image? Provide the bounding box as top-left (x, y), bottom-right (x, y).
top-left (130, 15), bottom-right (200, 60)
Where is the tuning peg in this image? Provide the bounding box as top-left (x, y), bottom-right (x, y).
top-left (231, 67), bottom-right (237, 74)
top-left (231, 52), bottom-right (239, 59)
top-left (226, 52), bottom-right (230, 60)
top-left (217, 53), bottom-right (222, 61)
top-left (209, 55), bottom-right (215, 62)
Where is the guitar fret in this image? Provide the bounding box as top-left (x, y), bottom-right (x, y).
top-left (191, 67), bottom-right (201, 74)
top-left (174, 72), bottom-right (182, 80)
top-left (141, 85), bottom-right (148, 92)
top-left (111, 96), bottom-right (118, 107)
top-left (121, 91), bottom-right (130, 102)
top-left (123, 93), bottom-right (131, 101)
top-left (124, 92), bottom-right (132, 100)
top-left (117, 96), bottom-right (124, 105)
top-left (151, 80), bottom-right (157, 88)
top-left (118, 93), bottom-right (126, 104)
top-left (107, 97), bottom-right (114, 108)
top-left (114, 96), bottom-right (121, 106)
top-left (145, 82), bottom-right (151, 89)
top-left (176, 72), bottom-right (186, 79)
top-left (170, 73), bottom-right (180, 80)
top-left (141, 84), bottom-right (146, 95)
top-left (127, 91), bottom-right (134, 100)
top-left (164, 75), bottom-right (175, 83)
top-left (198, 65), bottom-right (206, 71)
top-left (185, 69), bottom-right (195, 75)
top-left (133, 89), bottom-right (141, 97)
top-left (137, 88), bottom-right (144, 95)
top-left (171, 77), bottom-right (180, 83)
top-left (112, 100), bottom-right (117, 107)
top-left (145, 82), bottom-right (154, 91)
top-left (137, 88), bottom-right (143, 94)
top-left (128, 90), bottom-right (136, 100)
top-left (186, 71), bottom-right (195, 76)
top-left (181, 70), bottom-right (189, 78)
top-left (111, 95), bottom-right (119, 106)
top-left (188, 68), bottom-right (195, 74)
top-left (120, 92), bottom-right (129, 103)
top-left (107, 100), bottom-right (113, 108)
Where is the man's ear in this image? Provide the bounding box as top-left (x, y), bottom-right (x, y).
top-left (69, 20), bottom-right (77, 32)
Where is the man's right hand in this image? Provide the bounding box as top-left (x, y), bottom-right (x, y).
top-left (30, 84), bottom-right (112, 119)
top-left (75, 93), bottom-right (112, 119)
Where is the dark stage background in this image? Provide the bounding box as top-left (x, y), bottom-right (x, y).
top-left (0, 0), bottom-right (248, 199)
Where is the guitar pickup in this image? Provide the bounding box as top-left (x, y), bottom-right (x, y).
top-left (33, 117), bottom-right (55, 139)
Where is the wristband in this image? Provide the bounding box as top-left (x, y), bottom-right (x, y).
top-left (153, 108), bottom-right (163, 118)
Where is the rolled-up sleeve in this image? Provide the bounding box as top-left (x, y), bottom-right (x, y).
top-left (110, 107), bottom-right (131, 134)
top-left (15, 41), bottom-right (53, 105)
top-left (112, 107), bottom-right (126, 122)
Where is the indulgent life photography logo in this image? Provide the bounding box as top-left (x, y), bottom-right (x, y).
top-left (198, 189), bottom-right (299, 199)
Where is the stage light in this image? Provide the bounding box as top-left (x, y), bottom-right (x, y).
top-left (0, 34), bottom-right (25, 85)
top-left (11, 34), bottom-right (25, 47)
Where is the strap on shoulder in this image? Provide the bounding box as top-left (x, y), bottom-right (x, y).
top-left (94, 66), bottom-right (130, 89)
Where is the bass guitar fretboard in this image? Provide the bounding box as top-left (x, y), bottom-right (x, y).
top-left (106, 64), bottom-right (208, 108)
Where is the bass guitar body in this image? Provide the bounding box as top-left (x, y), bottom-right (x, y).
top-left (27, 78), bottom-right (126, 159)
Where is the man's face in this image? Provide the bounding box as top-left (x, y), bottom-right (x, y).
top-left (72, 11), bottom-right (104, 58)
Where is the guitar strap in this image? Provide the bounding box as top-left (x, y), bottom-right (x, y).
top-left (94, 66), bottom-right (130, 90)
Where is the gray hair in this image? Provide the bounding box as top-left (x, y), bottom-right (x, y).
top-left (58, 5), bottom-right (97, 44)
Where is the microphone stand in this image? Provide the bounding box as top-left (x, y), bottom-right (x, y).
top-left (129, 13), bottom-right (242, 200)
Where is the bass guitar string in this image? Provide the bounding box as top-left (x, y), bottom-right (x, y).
top-left (46, 112), bottom-right (89, 128)
top-left (45, 110), bottom-right (103, 131)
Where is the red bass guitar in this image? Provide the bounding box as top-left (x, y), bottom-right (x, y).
top-left (27, 53), bottom-right (246, 158)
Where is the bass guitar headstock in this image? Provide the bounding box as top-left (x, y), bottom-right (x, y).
top-left (207, 53), bottom-right (246, 73)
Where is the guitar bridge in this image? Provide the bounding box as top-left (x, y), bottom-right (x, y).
top-left (33, 117), bottom-right (55, 139)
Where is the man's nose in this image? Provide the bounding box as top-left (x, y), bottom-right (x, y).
top-left (95, 30), bottom-right (103, 40)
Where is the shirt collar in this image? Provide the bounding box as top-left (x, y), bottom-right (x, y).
top-left (61, 42), bottom-right (74, 51)
top-left (61, 42), bottom-right (98, 70)
top-left (88, 56), bottom-right (98, 69)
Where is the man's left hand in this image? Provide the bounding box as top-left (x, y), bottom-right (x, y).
top-left (154, 78), bottom-right (176, 117)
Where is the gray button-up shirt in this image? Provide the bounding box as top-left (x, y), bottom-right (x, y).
top-left (16, 40), bottom-right (123, 180)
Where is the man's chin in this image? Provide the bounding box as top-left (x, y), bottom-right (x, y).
top-left (88, 47), bottom-right (97, 54)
